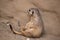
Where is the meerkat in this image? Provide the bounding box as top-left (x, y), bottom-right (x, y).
top-left (9, 8), bottom-right (44, 38)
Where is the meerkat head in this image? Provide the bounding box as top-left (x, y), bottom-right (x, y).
top-left (27, 8), bottom-right (39, 16)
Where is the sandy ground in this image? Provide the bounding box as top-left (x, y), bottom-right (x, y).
top-left (0, 23), bottom-right (60, 40)
top-left (0, 0), bottom-right (60, 40)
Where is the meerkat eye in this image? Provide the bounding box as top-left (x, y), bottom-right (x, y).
top-left (29, 9), bottom-right (31, 11)
top-left (32, 11), bottom-right (34, 15)
top-left (32, 11), bottom-right (34, 14)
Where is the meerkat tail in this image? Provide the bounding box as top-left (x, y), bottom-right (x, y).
top-left (9, 24), bottom-right (22, 35)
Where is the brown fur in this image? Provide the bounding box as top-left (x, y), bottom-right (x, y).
top-left (9, 8), bottom-right (43, 38)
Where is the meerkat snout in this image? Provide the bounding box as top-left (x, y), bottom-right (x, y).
top-left (27, 8), bottom-right (39, 16)
top-left (27, 8), bottom-right (35, 16)
top-left (29, 9), bottom-right (34, 14)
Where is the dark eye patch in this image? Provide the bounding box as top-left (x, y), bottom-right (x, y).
top-left (32, 11), bottom-right (34, 15)
top-left (32, 11), bottom-right (34, 14)
top-left (29, 9), bottom-right (31, 11)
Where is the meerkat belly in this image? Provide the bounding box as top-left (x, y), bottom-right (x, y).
top-left (22, 22), bottom-right (42, 37)
top-left (22, 28), bottom-right (40, 37)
